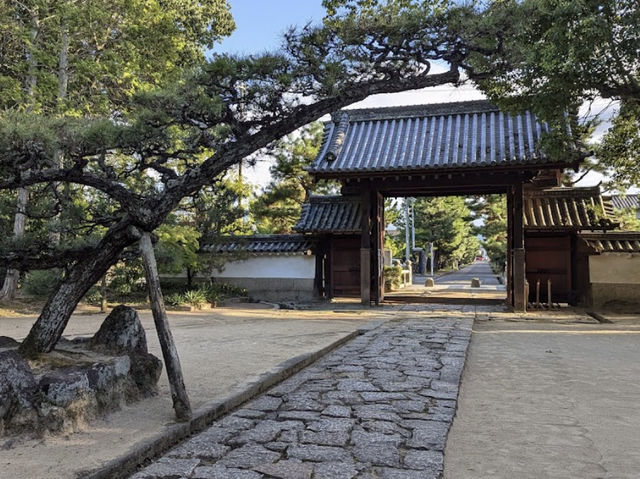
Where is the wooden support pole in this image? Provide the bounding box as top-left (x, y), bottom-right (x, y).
top-left (140, 232), bottom-right (192, 421)
top-left (360, 186), bottom-right (372, 305)
top-left (507, 197), bottom-right (512, 305)
top-left (513, 182), bottom-right (526, 312)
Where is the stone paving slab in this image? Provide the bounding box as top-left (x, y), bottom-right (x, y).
top-left (130, 317), bottom-right (472, 479)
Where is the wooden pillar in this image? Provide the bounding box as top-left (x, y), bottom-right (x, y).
top-left (140, 233), bottom-right (192, 421)
top-left (513, 182), bottom-right (526, 312)
top-left (506, 188), bottom-right (514, 305)
top-left (360, 186), bottom-right (371, 305)
top-left (313, 239), bottom-right (324, 298)
top-left (371, 190), bottom-right (383, 305)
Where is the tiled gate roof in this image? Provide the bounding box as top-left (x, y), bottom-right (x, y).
top-left (309, 100), bottom-right (574, 176)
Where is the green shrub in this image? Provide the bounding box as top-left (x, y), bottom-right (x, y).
top-left (182, 289), bottom-right (207, 309)
top-left (383, 265), bottom-right (403, 291)
top-left (165, 292), bottom-right (185, 307)
top-left (83, 287), bottom-right (103, 305)
top-left (23, 270), bottom-right (62, 297)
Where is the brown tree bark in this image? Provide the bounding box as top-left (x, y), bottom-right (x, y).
top-left (139, 232), bottom-right (192, 421)
top-left (18, 223), bottom-right (139, 356)
top-left (0, 188), bottom-right (28, 300)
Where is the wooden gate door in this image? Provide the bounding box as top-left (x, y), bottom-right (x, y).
top-left (525, 235), bottom-right (572, 303)
top-left (331, 236), bottom-right (361, 297)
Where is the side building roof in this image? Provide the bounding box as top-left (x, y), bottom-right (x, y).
top-left (201, 235), bottom-right (314, 256)
top-left (579, 231), bottom-right (640, 254)
top-left (605, 194), bottom-right (639, 211)
top-left (294, 195), bottom-right (362, 234)
top-left (309, 100), bottom-right (578, 177)
top-left (296, 187), bottom-right (614, 235)
top-left (524, 186), bottom-right (615, 230)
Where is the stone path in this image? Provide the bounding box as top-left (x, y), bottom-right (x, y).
top-left (130, 317), bottom-right (472, 479)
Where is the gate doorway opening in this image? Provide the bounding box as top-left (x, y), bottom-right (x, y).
top-left (380, 194), bottom-right (507, 306)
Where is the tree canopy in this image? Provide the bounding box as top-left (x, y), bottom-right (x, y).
top-left (463, 0), bottom-right (640, 189)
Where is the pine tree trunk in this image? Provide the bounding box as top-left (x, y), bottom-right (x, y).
top-left (140, 233), bottom-right (192, 421)
top-left (0, 188), bottom-right (28, 300)
top-left (50, 21), bottom-right (69, 245)
top-left (1, 17), bottom-right (40, 301)
top-left (18, 226), bottom-right (136, 357)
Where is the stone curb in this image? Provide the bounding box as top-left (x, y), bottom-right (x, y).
top-left (83, 322), bottom-right (382, 479)
top-left (441, 317), bottom-right (476, 466)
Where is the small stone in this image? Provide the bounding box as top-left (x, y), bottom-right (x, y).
top-left (360, 392), bottom-right (406, 402)
top-left (254, 460), bottom-right (314, 479)
top-left (219, 443), bottom-right (281, 469)
top-left (314, 462), bottom-right (358, 479)
top-left (354, 405), bottom-right (401, 422)
top-left (353, 443), bottom-right (400, 467)
top-left (193, 464), bottom-right (262, 479)
top-left (167, 437), bottom-right (229, 460)
top-left (137, 458), bottom-right (200, 477)
top-left (375, 467), bottom-right (437, 479)
top-left (300, 430), bottom-right (349, 447)
top-left (406, 420), bottom-right (450, 450)
top-left (287, 444), bottom-right (351, 462)
top-left (307, 418), bottom-right (355, 434)
top-left (321, 405), bottom-right (351, 418)
top-left (278, 411), bottom-right (320, 421)
top-left (246, 395), bottom-right (283, 412)
top-left (404, 450), bottom-right (444, 471)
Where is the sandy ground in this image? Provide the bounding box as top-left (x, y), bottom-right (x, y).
top-left (444, 314), bottom-right (640, 479)
top-left (0, 304), bottom-right (394, 479)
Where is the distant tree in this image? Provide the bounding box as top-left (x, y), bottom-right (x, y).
top-left (471, 195), bottom-right (507, 272)
top-left (252, 122), bottom-right (337, 233)
top-left (396, 197), bottom-right (479, 269)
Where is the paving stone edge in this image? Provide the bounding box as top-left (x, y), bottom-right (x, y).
top-left (83, 321), bottom-right (383, 479)
top-left (440, 316), bottom-right (475, 474)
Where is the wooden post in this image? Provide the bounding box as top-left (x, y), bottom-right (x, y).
top-left (139, 232), bottom-right (192, 421)
top-left (371, 190), bottom-right (384, 305)
top-left (507, 189), bottom-right (513, 303)
top-left (360, 187), bottom-right (371, 305)
top-left (513, 182), bottom-right (526, 312)
top-left (313, 240), bottom-right (325, 298)
top-left (100, 275), bottom-right (108, 313)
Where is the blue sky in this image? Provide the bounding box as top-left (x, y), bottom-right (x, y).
top-left (213, 1), bottom-right (326, 56)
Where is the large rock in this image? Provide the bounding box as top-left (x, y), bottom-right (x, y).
top-left (0, 307), bottom-right (162, 437)
top-left (90, 305), bottom-right (148, 354)
top-left (0, 350), bottom-right (38, 433)
top-left (89, 305), bottom-right (162, 398)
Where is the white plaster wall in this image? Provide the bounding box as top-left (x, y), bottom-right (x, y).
top-left (213, 255), bottom-right (315, 279)
top-left (589, 254), bottom-right (640, 284)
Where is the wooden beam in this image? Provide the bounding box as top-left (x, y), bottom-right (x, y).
top-left (371, 190), bottom-right (384, 305)
top-left (140, 233), bottom-right (192, 421)
top-left (513, 182), bottom-right (527, 312)
top-left (360, 186), bottom-right (372, 305)
top-left (506, 187), bottom-right (514, 306)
